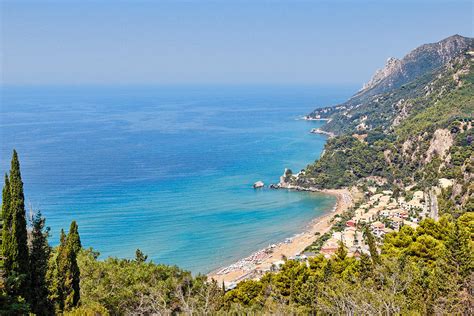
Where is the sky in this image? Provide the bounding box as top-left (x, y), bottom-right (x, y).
top-left (1, 0), bottom-right (473, 85)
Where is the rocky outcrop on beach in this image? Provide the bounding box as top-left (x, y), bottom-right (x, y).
top-left (275, 169), bottom-right (320, 192)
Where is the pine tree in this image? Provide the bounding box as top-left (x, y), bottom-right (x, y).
top-left (135, 248), bottom-right (148, 263)
top-left (2, 150), bottom-right (29, 298)
top-left (445, 220), bottom-right (472, 280)
top-left (28, 211), bottom-right (53, 315)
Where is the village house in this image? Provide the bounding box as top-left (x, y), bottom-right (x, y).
top-left (346, 219), bottom-right (356, 228)
top-left (371, 221), bottom-right (386, 238)
top-left (388, 216), bottom-right (404, 230)
top-left (320, 238), bottom-right (340, 258)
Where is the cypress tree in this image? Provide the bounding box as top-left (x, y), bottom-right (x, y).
top-left (66, 222), bottom-right (80, 308)
top-left (445, 220), bottom-right (472, 280)
top-left (56, 223), bottom-right (81, 312)
top-left (2, 150), bottom-right (29, 298)
top-left (335, 241), bottom-right (348, 261)
top-left (68, 221), bottom-right (81, 254)
top-left (1, 175), bottom-right (11, 280)
top-left (56, 229), bottom-right (67, 312)
top-left (358, 252), bottom-right (374, 280)
top-left (28, 211), bottom-right (52, 315)
top-left (365, 227), bottom-right (381, 265)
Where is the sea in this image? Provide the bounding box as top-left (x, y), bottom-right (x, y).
top-left (0, 84), bottom-right (355, 273)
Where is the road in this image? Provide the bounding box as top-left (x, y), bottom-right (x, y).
top-left (429, 190), bottom-right (439, 220)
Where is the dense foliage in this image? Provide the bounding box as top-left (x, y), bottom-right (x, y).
top-left (0, 152), bottom-right (81, 315)
top-left (298, 53), bottom-right (473, 200)
top-left (222, 213), bottom-right (473, 314)
top-left (77, 250), bottom-right (223, 315)
top-left (302, 135), bottom-right (389, 188)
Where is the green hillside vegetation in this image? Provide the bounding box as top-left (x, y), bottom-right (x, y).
top-left (395, 58), bottom-right (474, 139)
top-left (321, 68), bottom-right (440, 135)
top-left (301, 134), bottom-right (389, 188)
top-left (223, 214), bottom-right (473, 315)
top-left (298, 54), bottom-right (473, 202)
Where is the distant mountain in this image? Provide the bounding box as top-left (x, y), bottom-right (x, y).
top-left (307, 35), bottom-right (473, 133)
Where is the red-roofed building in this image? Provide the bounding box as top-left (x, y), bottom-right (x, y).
top-left (346, 219), bottom-right (356, 227)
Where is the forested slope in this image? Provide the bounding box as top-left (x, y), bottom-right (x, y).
top-left (293, 39), bottom-right (473, 217)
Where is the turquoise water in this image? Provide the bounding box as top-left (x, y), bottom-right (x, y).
top-left (0, 85), bottom-right (354, 273)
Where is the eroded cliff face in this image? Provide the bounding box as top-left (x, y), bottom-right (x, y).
top-left (425, 129), bottom-right (454, 163)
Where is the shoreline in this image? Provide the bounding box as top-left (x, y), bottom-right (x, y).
top-left (207, 188), bottom-right (353, 285)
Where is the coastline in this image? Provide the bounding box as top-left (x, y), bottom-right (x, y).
top-left (208, 188), bottom-right (353, 285)
top-left (310, 127), bottom-right (335, 138)
top-left (301, 115), bottom-right (330, 121)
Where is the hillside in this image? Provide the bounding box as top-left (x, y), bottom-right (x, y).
top-left (358, 35), bottom-right (473, 99)
top-left (290, 35), bottom-right (474, 219)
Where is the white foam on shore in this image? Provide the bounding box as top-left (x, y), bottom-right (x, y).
top-left (213, 211), bottom-right (330, 276)
top-left (211, 191), bottom-right (347, 278)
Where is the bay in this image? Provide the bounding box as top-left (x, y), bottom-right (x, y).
top-left (0, 84), bottom-right (355, 273)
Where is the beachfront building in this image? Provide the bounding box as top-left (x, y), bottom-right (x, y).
top-left (320, 238), bottom-right (340, 258)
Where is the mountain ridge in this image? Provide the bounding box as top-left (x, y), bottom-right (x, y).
top-left (359, 34), bottom-right (473, 96)
top-left (307, 34), bottom-right (474, 134)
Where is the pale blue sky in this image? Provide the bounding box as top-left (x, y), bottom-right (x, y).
top-left (1, 0), bottom-right (473, 85)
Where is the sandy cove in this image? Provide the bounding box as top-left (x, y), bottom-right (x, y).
top-left (208, 188), bottom-right (353, 284)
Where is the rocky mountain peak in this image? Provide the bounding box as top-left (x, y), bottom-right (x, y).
top-left (362, 57), bottom-right (402, 91)
top-left (356, 34), bottom-right (473, 97)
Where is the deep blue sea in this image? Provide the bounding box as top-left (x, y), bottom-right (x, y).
top-left (0, 85), bottom-right (354, 273)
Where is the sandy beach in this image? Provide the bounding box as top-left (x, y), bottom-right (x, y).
top-left (208, 188), bottom-right (353, 284)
